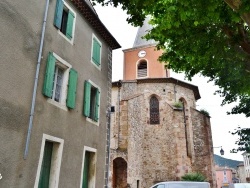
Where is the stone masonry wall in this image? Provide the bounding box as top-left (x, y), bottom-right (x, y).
top-left (127, 96), bottom-right (145, 187)
top-left (191, 108), bottom-right (216, 188)
top-left (109, 81), bottom-right (215, 188)
top-left (108, 149), bottom-right (127, 188)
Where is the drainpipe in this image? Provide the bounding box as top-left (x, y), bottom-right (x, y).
top-left (174, 80), bottom-right (178, 102)
top-left (182, 102), bottom-right (189, 156)
top-left (104, 81), bottom-right (121, 187)
top-left (24, 0), bottom-right (50, 159)
top-left (105, 81), bottom-right (121, 187)
top-left (117, 80), bottom-right (122, 149)
top-left (105, 107), bottom-right (112, 188)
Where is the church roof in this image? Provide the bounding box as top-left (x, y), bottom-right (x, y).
top-left (112, 78), bottom-right (201, 100)
top-left (133, 17), bottom-right (157, 48)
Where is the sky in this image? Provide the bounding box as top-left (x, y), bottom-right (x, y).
top-left (94, 4), bottom-right (250, 161)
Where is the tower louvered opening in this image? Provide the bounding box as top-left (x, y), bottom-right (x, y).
top-left (137, 61), bottom-right (147, 78)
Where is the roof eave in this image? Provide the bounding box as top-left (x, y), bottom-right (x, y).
top-left (123, 43), bottom-right (157, 52)
top-left (71, 0), bottom-right (121, 50)
top-left (112, 78), bottom-right (201, 100)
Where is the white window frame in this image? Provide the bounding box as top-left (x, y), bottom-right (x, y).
top-left (91, 34), bottom-right (102, 70)
top-left (47, 52), bottom-right (72, 111)
top-left (34, 134), bottom-right (64, 188)
top-left (86, 79), bottom-right (101, 126)
top-left (52, 66), bottom-right (64, 102)
top-left (136, 58), bottom-right (148, 79)
top-left (57, 0), bottom-right (76, 45)
top-left (80, 146), bottom-right (97, 188)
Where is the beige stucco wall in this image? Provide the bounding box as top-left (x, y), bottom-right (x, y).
top-left (0, 0), bottom-right (113, 187)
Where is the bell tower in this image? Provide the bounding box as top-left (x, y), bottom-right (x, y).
top-left (123, 17), bottom-right (170, 80)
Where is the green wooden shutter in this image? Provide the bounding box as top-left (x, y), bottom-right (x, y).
top-left (94, 89), bottom-right (100, 122)
top-left (66, 68), bottom-right (78, 109)
top-left (92, 38), bottom-right (101, 66)
top-left (38, 142), bottom-right (53, 188)
top-left (54, 0), bottom-right (63, 29)
top-left (83, 81), bottom-right (91, 117)
top-left (82, 152), bottom-right (90, 188)
top-left (66, 10), bottom-right (74, 39)
top-left (42, 52), bottom-right (56, 98)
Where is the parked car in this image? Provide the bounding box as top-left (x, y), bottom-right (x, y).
top-left (149, 181), bottom-right (210, 188)
top-left (229, 183), bottom-right (250, 188)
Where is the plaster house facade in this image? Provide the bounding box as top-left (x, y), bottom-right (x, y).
top-left (108, 18), bottom-right (216, 188)
top-left (215, 166), bottom-right (233, 188)
top-left (237, 162), bottom-right (247, 183)
top-left (242, 152), bottom-right (250, 182)
top-left (0, 0), bottom-right (120, 187)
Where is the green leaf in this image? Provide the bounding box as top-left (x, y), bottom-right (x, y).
top-left (91, 0), bottom-right (250, 150)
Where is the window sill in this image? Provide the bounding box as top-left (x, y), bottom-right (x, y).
top-left (136, 76), bottom-right (149, 79)
top-left (91, 60), bottom-right (101, 71)
top-left (57, 30), bottom-right (74, 45)
top-left (47, 99), bottom-right (68, 111)
top-left (86, 117), bottom-right (99, 126)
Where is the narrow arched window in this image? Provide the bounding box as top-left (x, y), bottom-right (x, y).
top-left (150, 96), bottom-right (160, 124)
top-left (179, 98), bottom-right (191, 158)
top-left (137, 60), bottom-right (147, 78)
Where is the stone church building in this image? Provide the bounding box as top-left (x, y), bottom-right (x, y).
top-left (108, 19), bottom-right (216, 188)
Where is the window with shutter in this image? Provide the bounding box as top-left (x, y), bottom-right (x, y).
top-left (83, 80), bottom-right (100, 122)
top-left (54, 0), bottom-right (63, 29)
top-left (66, 10), bottom-right (74, 39)
top-left (94, 89), bottom-right (100, 122)
top-left (35, 134), bottom-right (64, 188)
top-left (82, 151), bottom-right (90, 188)
top-left (89, 87), bottom-right (97, 119)
top-left (52, 66), bottom-right (64, 102)
top-left (43, 52), bottom-right (56, 98)
top-left (53, 0), bottom-right (75, 41)
top-left (66, 69), bottom-right (78, 109)
top-left (43, 52), bottom-right (78, 110)
top-left (83, 81), bottom-right (91, 117)
top-left (38, 141), bottom-right (53, 188)
top-left (81, 147), bottom-right (97, 188)
top-left (91, 35), bottom-right (102, 68)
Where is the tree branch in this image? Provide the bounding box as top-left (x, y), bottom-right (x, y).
top-left (222, 24), bottom-right (250, 71)
top-left (236, 24), bottom-right (250, 55)
top-left (224, 0), bottom-right (250, 26)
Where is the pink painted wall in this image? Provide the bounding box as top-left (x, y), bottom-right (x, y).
top-left (216, 167), bottom-right (233, 188)
top-left (123, 46), bottom-right (169, 80)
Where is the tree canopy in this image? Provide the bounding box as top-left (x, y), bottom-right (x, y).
top-left (230, 126), bottom-right (250, 153)
top-left (92, 0), bottom-right (250, 117)
top-left (92, 0), bottom-right (250, 150)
